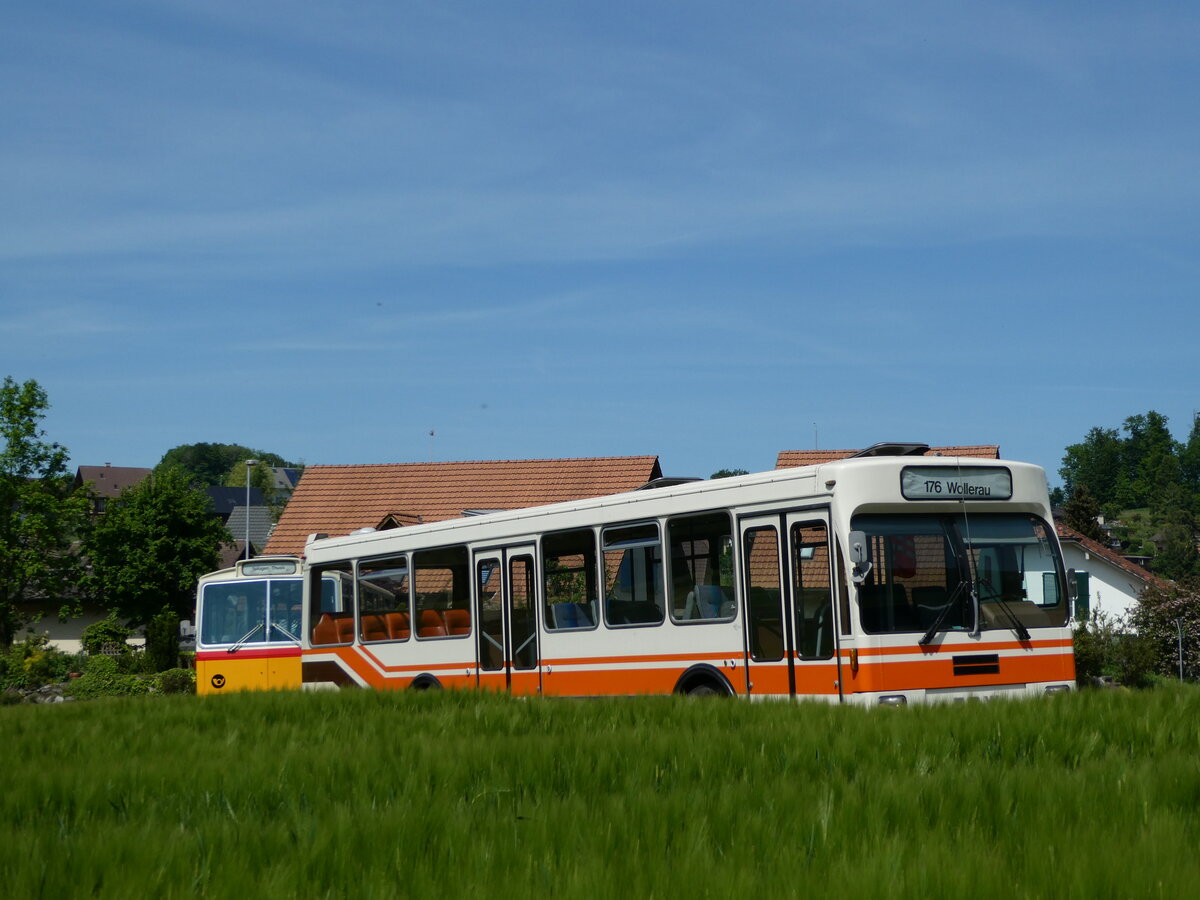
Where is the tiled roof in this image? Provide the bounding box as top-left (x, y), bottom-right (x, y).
top-left (226, 505), bottom-right (274, 552)
top-left (776, 445), bottom-right (1001, 468)
top-left (1055, 522), bottom-right (1166, 588)
top-left (74, 465), bottom-right (152, 498)
top-left (265, 455), bottom-right (662, 556)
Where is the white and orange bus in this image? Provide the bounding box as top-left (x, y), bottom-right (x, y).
top-left (196, 444), bottom-right (1076, 703)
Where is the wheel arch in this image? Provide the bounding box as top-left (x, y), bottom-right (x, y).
top-left (674, 664), bottom-right (736, 697)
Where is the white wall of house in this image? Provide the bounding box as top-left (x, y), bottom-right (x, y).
top-left (1060, 543), bottom-right (1147, 623)
top-left (21, 606), bottom-right (144, 654)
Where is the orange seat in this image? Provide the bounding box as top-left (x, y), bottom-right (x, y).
top-left (335, 615), bottom-right (356, 643)
top-left (312, 613), bottom-right (338, 645)
top-left (444, 608), bottom-right (471, 635)
top-left (417, 609), bottom-right (448, 638)
top-left (386, 611), bottom-right (411, 640)
top-left (360, 613), bottom-right (388, 642)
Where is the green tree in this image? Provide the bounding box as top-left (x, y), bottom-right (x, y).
top-left (157, 443), bottom-right (296, 488)
top-left (84, 466), bottom-right (231, 625)
top-left (1063, 484), bottom-right (1106, 543)
top-left (710, 468), bottom-right (749, 479)
top-left (1119, 411), bottom-right (1180, 509)
top-left (1150, 523), bottom-right (1200, 582)
top-left (1180, 414), bottom-right (1200, 495)
top-left (1059, 427), bottom-right (1124, 509)
top-left (0, 377), bottom-right (91, 647)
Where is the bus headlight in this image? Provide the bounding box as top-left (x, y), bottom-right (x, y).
top-left (878, 694), bottom-right (908, 707)
top-left (1044, 684), bottom-right (1072, 694)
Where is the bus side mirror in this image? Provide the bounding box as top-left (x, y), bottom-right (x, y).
top-left (849, 531), bottom-right (872, 584)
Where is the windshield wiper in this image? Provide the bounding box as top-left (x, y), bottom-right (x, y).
top-left (919, 581), bottom-right (972, 646)
top-left (227, 622), bottom-right (263, 653)
top-left (981, 592), bottom-right (1031, 642)
top-left (270, 621), bottom-right (301, 645)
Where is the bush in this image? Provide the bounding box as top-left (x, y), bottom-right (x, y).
top-left (64, 654), bottom-right (153, 700)
top-left (80, 613), bottom-right (132, 656)
top-left (1073, 610), bottom-right (1158, 688)
top-left (156, 668), bottom-right (195, 695)
top-left (144, 609), bottom-right (181, 672)
top-left (0, 636), bottom-right (82, 691)
top-left (1131, 578), bottom-right (1200, 680)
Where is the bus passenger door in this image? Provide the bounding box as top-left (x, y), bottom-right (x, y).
top-left (474, 547), bottom-right (541, 695)
top-left (741, 512), bottom-right (841, 700)
top-left (741, 516), bottom-right (790, 696)
top-left (784, 512), bottom-right (841, 700)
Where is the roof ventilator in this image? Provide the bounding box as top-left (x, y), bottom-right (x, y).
top-left (637, 477), bottom-right (703, 490)
top-left (847, 442), bottom-right (931, 459)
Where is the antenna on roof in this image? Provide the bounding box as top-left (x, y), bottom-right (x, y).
top-left (428, 430), bottom-right (435, 462)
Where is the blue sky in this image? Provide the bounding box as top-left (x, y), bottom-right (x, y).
top-left (3, 1), bottom-right (1199, 486)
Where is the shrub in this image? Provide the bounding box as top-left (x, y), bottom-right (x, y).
top-left (80, 613), bottom-right (132, 656)
top-left (119, 649), bottom-right (158, 675)
top-left (1073, 610), bottom-right (1158, 688)
top-left (156, 668), bottom-right (195, 695)
top-left (64, 654), bottom-right (153, 700)
top-left (0, 636), bottom-right (82, 690)
top-left (144, 608), bottom-right (181, 672)
top-left (1131, 577), bottom-right (1200, 680)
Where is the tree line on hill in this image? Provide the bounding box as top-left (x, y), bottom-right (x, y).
top-left (1056, 410), bottom-right (1200, 581)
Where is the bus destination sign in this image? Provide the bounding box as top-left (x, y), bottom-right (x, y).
top-left (241, 560), bottom-right (299, 576)
top-left (901, 466), bottom-right (1013, 501)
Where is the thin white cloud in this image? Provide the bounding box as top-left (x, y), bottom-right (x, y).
top-left (0, 304), bottom-right (139, 337)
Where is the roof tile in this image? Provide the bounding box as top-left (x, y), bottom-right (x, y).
top-left (265, 455), bottom-right (662, 555)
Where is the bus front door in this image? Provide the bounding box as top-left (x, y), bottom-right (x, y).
top-left (741, 511), bottom-right (842, 700)
top-left (474, 547), bottom-right (541, 695)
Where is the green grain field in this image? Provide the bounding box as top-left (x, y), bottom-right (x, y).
top-left (3, 686), bottom-right (1199, 899)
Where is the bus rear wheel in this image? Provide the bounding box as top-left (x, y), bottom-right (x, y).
top-left (676, 664), bottom-right (734, 697)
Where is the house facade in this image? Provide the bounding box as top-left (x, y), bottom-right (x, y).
top-left (1056, 523), bottom-right (1160, 623)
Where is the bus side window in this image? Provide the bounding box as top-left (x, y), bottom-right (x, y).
top-left (603, 523), bottom-right (664, 627)
top-left (542, 529), bottom-right (599, 631)
top-left (668, 512), bottom-right (735, 623)
top-left (356, 556), bottom-right (410, 643)
top-left (413, 545), bottom-right (471, 640)
top-left (310, 566), bottom-right (353, 646)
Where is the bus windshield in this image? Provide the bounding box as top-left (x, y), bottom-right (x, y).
top-left (851, 513), bottom-right (1068, 636)
top-left (199, 579), bottom-right (304, 647)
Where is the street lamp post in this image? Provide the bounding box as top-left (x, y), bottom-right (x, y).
top-left (245, 459), bottom-right (259, 560)
top-left (1177, 618), bottom-right (1185, 682)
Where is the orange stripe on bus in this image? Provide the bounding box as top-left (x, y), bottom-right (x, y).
top-left (543, 650), bottom-right (738, 668)
top-left (197, 647), bottom-right (302, 661)
top-left (843, 654), bottom-right (1074, 693)
top-left (354, 645), bottom-right (474, 674)
top-left (843, 638), bottom-right (1072, 659)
